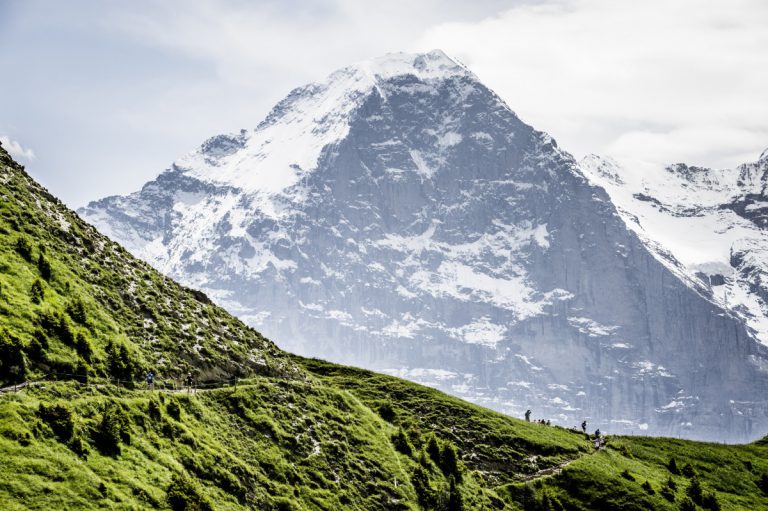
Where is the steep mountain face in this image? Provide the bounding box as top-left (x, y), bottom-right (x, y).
top-left (81, 50), bottom-right (768, 442)
top-left (580, 151), bottom-right (768, 344)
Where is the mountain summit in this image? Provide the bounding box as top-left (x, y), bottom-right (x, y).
top-left (81, 51), bottom-right (768, 442)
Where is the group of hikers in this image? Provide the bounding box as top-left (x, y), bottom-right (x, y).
top-left (525, 410), bottom-right (607, 449)
top-left (144, 371), bottom-right (197, 393)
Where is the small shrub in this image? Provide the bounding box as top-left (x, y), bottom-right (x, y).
top-left (75, 332), bottom-right (92, 362)
top-left (447, 474), bottom-right (463, 511)
top-left (702, 492), bottom-right (720, 511)
top-left (686, 477), bottom-right (703, 505)
top-left (37, 254), bottom-right (52, 281)
top-left (391, 428), bottom-right (413, 456)
top-left (106, 341), bottom-right (139, 382)
top-left (757, 473), bottom-right (768, 495)
top-left (620, 469), bottom-right (635, 482)
top-left (15, 236), bottom-right (33, 261)
top-left (166, 472), bottom-right (213, 511)
top-left (426, 435), bottom-right (440, 465)
top-left (70, 435), bottom-right (90, 459)
top-left (0, 328), bottom-right (26, 383)
top-left (682, 463), bottom-right (696, 478)
top-left (667, 477), bottom-right (677, 490)
top-left (411, 466), bottom-right (435, 509)
top-left (668, 457), bottom-right (680, 475)
top-left (92, 402), bottom-right (131, 456)
top-left (641, 480), bottom-right (655, 494)
top-left (148, 400), bottom-right (162, 421)
top-left (66, 298), bottom-right (88, 325)
top-left (37, 403), bottom-right (74, 442)
top-left (377, 402), bottom-right (396, 422)
top-left (167, 400), bottom-right (182, 421)
top-left (30, 279), bottom-right (44, 304)
top-left (440, 442), bottom-right (461, 480)
top-left (660, 485), bottom-right (675, 502)
top-left (679, 497), bottom-right (696, 511)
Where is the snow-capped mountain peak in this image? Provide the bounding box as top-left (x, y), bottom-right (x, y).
top-left (81, 51), bottom-right (768, 442)
top-left (172, 50), bottom-right (476, 216)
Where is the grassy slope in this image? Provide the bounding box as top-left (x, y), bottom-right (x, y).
top-left (300, 358), bottom-right (768, 511)
top-left (0, 145), bottom-right (295, 384)
top-left (1, 144), bottom-right (768, 510)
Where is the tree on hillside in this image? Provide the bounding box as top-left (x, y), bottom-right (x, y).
top-left (37, 253), bottom-right (52, 281)
top-left (0, 328), bottom-right (26, 383)
top-left (447, 475), bottom-right (463, 511)
top-left (440, 442), bottom-right (461, 481)
top-left (29, 279), bottom-right (44, 304)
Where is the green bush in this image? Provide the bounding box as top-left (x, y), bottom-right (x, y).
top-left (426, 435), bottom-right (440, 465)
top-left (679, 497), bottom-right (696, 511)
top-left (37, 403), bottom-right (74, 442)
top-left (660, 485), bottom-right (675, 502)
top-left (0, 328), bottom-right (26, 383)
top-left (686, 477), bottom-right (703, 505)
top-left (702, 492), bottom-right (721, 511)
top-left (15, 236), bottom-right (32, 261)
top-left (377, 402), bottom-right (396, 422)
top-left (30, 279), bottom-right (44, 304)
top-left (92, 402), bottom-right (131, 456)
top-left (167, 400), bottom-right (182, 421)
top-left (440, 441), bottom-right (461, 481)
top-left (65, 298), bottom-right (88, 325)
top-left (391, 428), bottom-right (413, 455)
top-left (411, 466), bottom-right (435, 509)
top-left (447, 474), bottom-right (463, 511)
top-left (166, 472), bottom-right (214, 511)
top-left (75, 331), bottom-right (92, 362)
top-left (37, 253), bottom-right (52, 281)
top-left (106, 341), bottom-right (139, 382)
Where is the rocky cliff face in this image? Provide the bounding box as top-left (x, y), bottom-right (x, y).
top-left (80, 50), bottom-right (768, 441)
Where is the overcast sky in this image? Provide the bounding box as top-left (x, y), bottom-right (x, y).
top-left (1, 0), bottom-right (767, 207)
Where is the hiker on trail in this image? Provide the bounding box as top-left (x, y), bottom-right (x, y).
top-left (594, 429), bottom-right (601, 439)
top-left (185, 373), bottom-right (193, 394)
top-left (581, 420), bottom-right (587, 433)
top-left (546, 420), bottom-right (551, 426)
top-left (525, 409), bottom-right (531, 422)
top-left (146, 371), bottom-right (155, 391)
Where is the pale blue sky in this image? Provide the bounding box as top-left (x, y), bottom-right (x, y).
top-left (2, 0), bottom-right (767, 207)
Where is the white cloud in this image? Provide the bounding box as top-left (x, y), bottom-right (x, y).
top-left (2, 0), bottom-right (767, 207)
top-left (0, 135), bottom-right (35, 161)
top-left (417, 0), bottom-right (768, 169)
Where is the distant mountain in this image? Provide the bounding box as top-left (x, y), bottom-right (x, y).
top-left (81, 50), bottom-right (768, 442)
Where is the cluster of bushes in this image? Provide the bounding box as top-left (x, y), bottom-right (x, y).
top-left (402, 431), bottom-right (466, 511)
top-left (509, 484), bottom-right (565, 511)
top-left (0, 328), bottom-right (26, 383)
top-left (166, 472), bottom-right (214, 511)
top-left (662, 458), bottom-right (721, 510)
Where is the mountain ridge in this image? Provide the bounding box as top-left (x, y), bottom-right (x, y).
top-left (80, 50), bottom-right (768, 442)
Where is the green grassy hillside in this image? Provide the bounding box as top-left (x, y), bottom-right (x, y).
top-left (0, 145), bottom-right (295, 386)
top-left (1, 142), bottom-right (768, 511)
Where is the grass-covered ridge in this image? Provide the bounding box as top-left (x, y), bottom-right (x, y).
top-left (0, 145), bottom-right (296, 386)
top-left (2, 142), bottom-right (768, 510)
